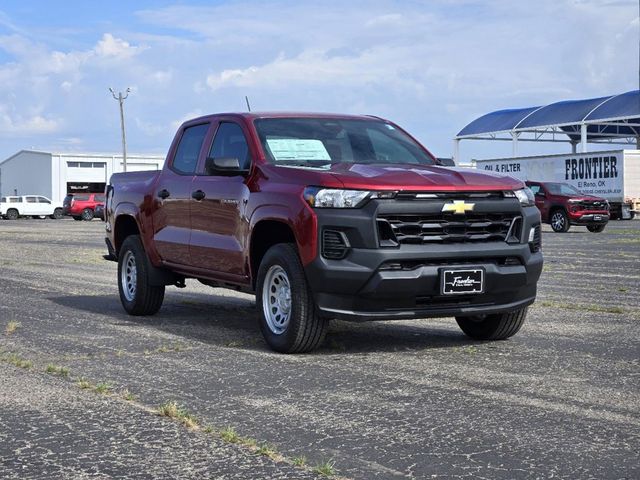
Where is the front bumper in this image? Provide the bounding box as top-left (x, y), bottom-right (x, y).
top-left (569, 212), bottom-right (609, 225)
top-left (304, 200), bottom-right (543, 321)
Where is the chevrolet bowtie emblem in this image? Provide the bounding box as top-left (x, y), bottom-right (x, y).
top-left (442, 200), bottom-right (475, 215)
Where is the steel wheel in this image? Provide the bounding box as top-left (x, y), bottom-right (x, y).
top-left (262, 265), bottom-right (292, 335)
top-left (121, 250), bottom-right (137, 302)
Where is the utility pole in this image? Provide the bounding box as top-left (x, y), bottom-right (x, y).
top-left (109, 87), bottom-right (131, 172)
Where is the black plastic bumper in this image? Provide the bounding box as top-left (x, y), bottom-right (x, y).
top-left (305, 202), bottom-right (543, 321)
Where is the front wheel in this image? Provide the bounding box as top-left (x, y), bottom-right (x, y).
top-left (118, 235), bottom-right (165, 315)
top-left (586, 224), bottom-right (606, 233)
top-left (456, 308), bottom-right (528, 340)
top-left (256, 243), bottom-right (327, 353)
top-left (550, 210), bottom-right (570, 232)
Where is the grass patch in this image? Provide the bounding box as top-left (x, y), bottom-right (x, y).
top-left (540, 300), bottom-right (624, 314)
top-left (614, 237), bottom-right (640, 245)
top-left (122, 389), bottom-right (136, 401)
top-left (220, 426), bottom-right (241, 443)
top-left (95, 382), bottom-right (112, 394)
top-left (77, 378), bottom-right (92, 389)
top-left (45, 364), bottom-right (70, 377)
top-left (1, 353), bottom-right (32, 369)
top-left (313, 459), bottom-right (337, 477)
top-left (5, 320), bottom-right (21, 335)
top-left (256, 443), bottom-right (278, 459)
top-left (618, 287), bottom-right (628, 293)
top-left (292, 455), bottom-right (307, 467)
top-left (157, 401), bottom-right (199, 429)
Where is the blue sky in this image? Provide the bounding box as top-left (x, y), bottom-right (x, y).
top-left (0, 0), bottom-right (637, 162)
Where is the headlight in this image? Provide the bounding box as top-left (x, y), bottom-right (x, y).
top-left (303, 187), bottom-right (371, 208)
top-left (513, 188), bottom-right (535, 207)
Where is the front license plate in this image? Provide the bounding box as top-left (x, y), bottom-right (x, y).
top-left (441, 268), bottom-right (484, 295)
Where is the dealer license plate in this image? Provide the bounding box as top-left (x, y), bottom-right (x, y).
top-left (593, 215), bottom-right (602, 221)
top-left (441, 268), bottom-right (484, 295)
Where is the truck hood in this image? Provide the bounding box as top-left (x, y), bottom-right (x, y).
top-left (561, 194), bottom-right (608, 202)
top-left (325, 163), bottom-right (524, 191)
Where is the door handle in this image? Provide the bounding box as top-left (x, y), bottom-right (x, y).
top-left (192, 190), bottom-right (206, 201)
top-left (157, 189), bottom-right (170, 199)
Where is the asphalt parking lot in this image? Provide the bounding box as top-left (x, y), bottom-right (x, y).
top-left (0, 218), bottom-right (638, 479)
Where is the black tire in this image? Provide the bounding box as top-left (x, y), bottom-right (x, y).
top-left (81, 208), bottom-right (94, 221)
top-left (456, 307), bottom-right (528, 341)
top-left (550, 209), bottom-right (570, 232)
top-left (118, 235), bottom-right (165, 316)
top-left (5, 209), bottom-right (18, 220)
top-left (586, 224), bottom-right (606, 233)
top-left (256, 243), bottom-right (327, 353)
top-left (52, 208), bottom-right (64, 220)
top-left (73, 216), bottom-right (83, 221)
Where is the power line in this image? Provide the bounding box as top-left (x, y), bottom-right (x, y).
top-left (109, 87), bottom-right (131, 173)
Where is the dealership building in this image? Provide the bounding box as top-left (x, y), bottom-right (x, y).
top-left (0, 150), bottom-right (165, 203)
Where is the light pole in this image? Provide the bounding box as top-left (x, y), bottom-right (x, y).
top-left (109, 87), bottom-right (131, 172)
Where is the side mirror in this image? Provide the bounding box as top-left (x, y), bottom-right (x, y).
top-left (205, 157), bottom-right (249, 176)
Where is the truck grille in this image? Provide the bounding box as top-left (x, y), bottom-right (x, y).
top-left (377, 213), bottom-right (520, 246)
top-left (579, 200), bottom-right (608, 210)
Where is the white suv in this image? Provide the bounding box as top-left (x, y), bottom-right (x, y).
top-left (0, 195), bottom-right (64, 220)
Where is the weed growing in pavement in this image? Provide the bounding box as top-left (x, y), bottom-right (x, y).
top-left (313, 459), bottom-right (337, 477)
top-left (1, 353), bottom-right (32, 369)
top-left (122, 389), bottom-right (136, 401)
top-left (203, 425), bottom-right (214, 434)
top-left (95, 382), bottom-right (112, 394)
top-left (77, 378), bottom-right (92, 389)
top-left (220, 426), bottom-right (240, 443)
top-left (292, 456), bottom-right (307, 467)
top-left (256, 443), bottom-right (278, 459)
top-left (618, 287), bottom-right (628, 292)
top-left (45, 364), bottom-right (69, 377)
top-left (5, 321), bottom-right (20, 335)
top-left (157, 401), bottom-right (199, 429)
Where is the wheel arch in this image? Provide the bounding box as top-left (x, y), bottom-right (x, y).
top-left (249, 219), bottom-right (297, 289)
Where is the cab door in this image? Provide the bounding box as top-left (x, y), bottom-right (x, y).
top-left (530, 183), bottom-right (549, 221)
top-left (151, 122), bottom-right (210, 265)
top-left (189, 121), bottom-right (252, 277)
top-left (24, 196), bottom-right (39, 215)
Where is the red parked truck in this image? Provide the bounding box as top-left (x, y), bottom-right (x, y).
top-left (526, 181), bottom-right (609, 233)
top-left (104, 113), bottom-right (543, 353)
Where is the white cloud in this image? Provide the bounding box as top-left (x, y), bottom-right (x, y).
top-left (94, 33), bottom-right (142, 59)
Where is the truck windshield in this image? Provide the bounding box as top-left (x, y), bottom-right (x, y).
top-left (254, 118), bottom-right (435, 167)
top-left (546, 183), bottom-right (583, 195)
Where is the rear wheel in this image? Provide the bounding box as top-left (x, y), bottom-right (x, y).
top-left (81, 208), bottom-right (94, 221)
top-left (550, 209), bottom-right (570, 232)
top-left (118, 235), bottom-right (165, 315)
top-left (256, 243), bottom-right (327, 353)
top-left (456, 308), bottom-right (528, 340)
top-left (5, 209), bottom-right (18, 220)
top-left (586, 224), bottom-right (606, 233)
top-left (52, 208), bottom-right (64, 220)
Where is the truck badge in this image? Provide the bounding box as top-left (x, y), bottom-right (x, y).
top-left (442, 200), bottom-right (475, 214)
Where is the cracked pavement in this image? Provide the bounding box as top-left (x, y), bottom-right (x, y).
top-left (0, 219), bottom-right (638, 479)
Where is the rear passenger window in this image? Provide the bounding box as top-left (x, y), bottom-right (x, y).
top-left (209, 122), bottom-right (251, 170)
top-left (26, 197), bottom-right (37, 203)
top-left (74, 195), bottom-right (90, 201)
top-left (172, 124), bottom-right (209, 174)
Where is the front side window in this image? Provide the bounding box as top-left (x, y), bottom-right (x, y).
top-left (172, 123), bottom-right (209, 174)
top-left (209, 122), bottom-right (251, 170)
top-left (37, 197), bottom-right (51, 204)
top-left (94, 194), bottom-right (105, 202)
top-left (254, 117), bottom-right (435, 168)
top-left (529, 185), bottom-right (541, 195)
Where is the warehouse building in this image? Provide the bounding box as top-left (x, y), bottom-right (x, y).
top-left (0, 150), bottom-right (165, 203)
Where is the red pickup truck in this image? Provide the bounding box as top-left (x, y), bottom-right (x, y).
top-left (105, 113), bottom-right (543, 353)
top-left (526, 181), bottom-right (609, 233)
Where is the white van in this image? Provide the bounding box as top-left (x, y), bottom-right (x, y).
top-left (0, 195), bottom-right (64, 220)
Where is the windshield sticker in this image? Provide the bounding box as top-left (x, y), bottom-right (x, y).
top-left (266, 139), bottom-right (331, 161)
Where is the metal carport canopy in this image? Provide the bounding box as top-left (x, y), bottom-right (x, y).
top-left (454, 90), bottom-right (640, 160)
